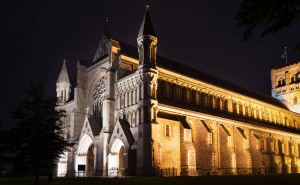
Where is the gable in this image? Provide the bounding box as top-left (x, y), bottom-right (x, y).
top-left (109, 119), bottom-right (135, 149)
top-left (93, 36), bottom-right (111, 63)
top-left (79, 115), bottom-right (101, 140)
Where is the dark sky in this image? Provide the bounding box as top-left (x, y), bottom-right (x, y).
top-left (1, 0), bottom-right (300, 130)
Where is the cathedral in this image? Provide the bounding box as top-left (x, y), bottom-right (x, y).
top-left (56, 6), bottom-right (300, 177)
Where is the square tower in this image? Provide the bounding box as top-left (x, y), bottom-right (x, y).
top-left (271, 62), bottom-right (300, 113)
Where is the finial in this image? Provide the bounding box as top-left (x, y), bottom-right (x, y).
top-left (145, 4), bottom-right (150, 10)
top-left (104, 16), bottom-right (110, 38)
top-left (105, 16), bottom-right (109, 25)
top-left (86, 106), bottom-right (90, 115)
top-left (63, 58), bottom-right (66, 64)
top-left (104, 16), bottom-right (109, 29)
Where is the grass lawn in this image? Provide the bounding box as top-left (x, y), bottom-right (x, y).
top-left (1, 175), bottom-right (300, 185)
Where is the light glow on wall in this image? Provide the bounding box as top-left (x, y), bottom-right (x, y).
top-left (57, 151), bottom-right (68, 177)
top-left (107, 139), bottom-right (125, 177)
top-left (75, 133), bottom-right (93, 176)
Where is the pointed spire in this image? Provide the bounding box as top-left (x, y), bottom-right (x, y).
top-left (137, 4), bottom-right (156, 38)
top-left (93, 17), bottom-right (111, 62)
top-left (57, 59), bottom-right (70, 84)
top-left (104, 16), bottom-right (110, 39)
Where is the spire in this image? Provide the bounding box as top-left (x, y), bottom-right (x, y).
top-left (137, 4), bottom-right (156, 38)
top-left (57, 59), bottom-right (70, 84)
top-left (104, 16), bottom-right (110, 39)
top-left (93, 17), bottom-right (111, 62)
top-left (56, 59), bottom-right (71, 103)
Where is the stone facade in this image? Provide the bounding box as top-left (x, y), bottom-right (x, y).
top-left (56, 6), bottom-right (300, 177)
top-left (271, 62), bottom-right (300, 113)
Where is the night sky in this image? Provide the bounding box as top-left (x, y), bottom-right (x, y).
top-left (1, 0), bottom-right (300, 130)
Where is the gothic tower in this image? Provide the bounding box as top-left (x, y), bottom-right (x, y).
top-left (136, 5), bottom-right (158, 176)
top-left (56, 59), bottom-right (71, 104)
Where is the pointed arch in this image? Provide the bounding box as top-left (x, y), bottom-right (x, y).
top-left (77, 133), bottom-right (93, 155)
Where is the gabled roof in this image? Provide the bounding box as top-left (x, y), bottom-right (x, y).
top-left (117, 40), bottom-right (288, 110)
top-left (57, 60), bottom-right (70, 84)
top-left (93, 35), bottom-right (110, 63)
top-left (137, 5), bottom-right (156, 38)
top-left (88, 117), bottom-right (101, 136)
top-left (118, 119), bottom-right (135, 145)
top-left (93, 17), bottom-right (111, 63)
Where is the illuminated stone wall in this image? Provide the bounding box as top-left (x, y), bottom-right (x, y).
top-left (271, 62), bottom-right (300, 113)
top-left (56, 38), bottom-right (300, 177)
top-left (154, 107), bottom-right (300, 175)
top-left (155, 118), bottom-right (181, 174)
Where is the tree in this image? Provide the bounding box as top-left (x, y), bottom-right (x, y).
top-left (0, 83), bottom-right (74, 184)
top-left (236, 0), bottom-right (300, 47)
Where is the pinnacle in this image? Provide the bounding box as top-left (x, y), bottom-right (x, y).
top-left (56, 59), bottom-right (70, 84)
top-left (137, 5), bottom-right (156, 38)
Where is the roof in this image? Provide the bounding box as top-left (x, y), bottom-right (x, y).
top-left (118, 119), bottom-right (134, 145)
top-left (137, 6), bottom-right (156, 38)
top-left (117, 40), bottom-right (288, 110)
top-left (200, 120), bottom-right (212, 133)
top-left (78, 59), bottom-right (87, 67)
top-left (88, 117), bottom-right (101, 136)
top-left (57, 60), bottom-right (70, 84)
top-left (157, 111), bottom-right (191, 129)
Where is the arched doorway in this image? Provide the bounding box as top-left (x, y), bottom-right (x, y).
top-left (76, 134), bottom-right (94, 176)
top-left (108, 139), bottom-right (127, 177)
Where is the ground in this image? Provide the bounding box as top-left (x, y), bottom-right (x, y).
top-left (1, 175), bottom-right (300, 185)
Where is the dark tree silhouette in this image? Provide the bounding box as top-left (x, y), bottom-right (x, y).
top-left (236, 0), bottom-right (300, 47)
top-left (0, 83), bottom-right (74, 184)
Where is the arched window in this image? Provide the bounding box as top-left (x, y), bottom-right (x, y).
top-left (186, 88), bottom-right (190, 103)
top-left (175, 85), bottom-right (180, 101)
top-left (277, 78), bottom-right (285, 87)
top-left (157, 80), bottom-right (164, 98)
top-left (250, 107), bottom-right (254, 117)
top-left (297, 73), bottom-right (300, 82)
top-left (291, 76), bottom-right (295, 83)
top-left (285, 117), bottom-right (289, 127)
top-left (256, 108), bottom-right (260, 119)
top-left (261, 108), bottom-right (265, 120)
top-left (239, 103), bottom-right (243, 115)
top-left (232, 101), bottom-right (237, 114)
top-left (223, 99), bottom-right (228, 111)
top-left (170, 83), bottom-right (176, 99)
top-left (166, 125), bottom-right (170, 137)
top-left (245, 106), bottom-right (249, 117)
top-left (201, 93), bottom-right (207, 106)
top-left (294, 97), bottom-right (298, 105)
top-left (181, 87), bottom-right (186, 102)
top-left (190, 89), bottom-right (196, 104)
top-left (215, 97), bottom-right (221, 110)
top-left (195, 91), bottom-right (200, 105)
top-left (276, 113), bottom-right (280, 124)
top-left (208, 95), bottom-right (213, 108)
top-left (282, 79), bottom-right (286, 86)
top-left (165, 82), bottom-right (170, 96)
top-left (277, 80), bottom-right (281, 86)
